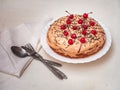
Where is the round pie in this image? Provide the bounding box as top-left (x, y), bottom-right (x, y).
top-left (47, 13), bottom-right (106, 58)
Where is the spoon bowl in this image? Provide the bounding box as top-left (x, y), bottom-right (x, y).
top-left (11, 46), bottom-right (29, 57)
top-left (11, 46), bottom-right (62, 67)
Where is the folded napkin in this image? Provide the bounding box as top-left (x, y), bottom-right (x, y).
top-left (0, 17), bottom-right (52, 77)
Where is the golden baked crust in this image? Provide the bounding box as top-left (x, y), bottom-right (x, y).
top-left (47, 14), bottom-right (106, 58)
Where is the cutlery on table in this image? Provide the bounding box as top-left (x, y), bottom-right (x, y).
top-left (11, 44), bottom-right (67, 80)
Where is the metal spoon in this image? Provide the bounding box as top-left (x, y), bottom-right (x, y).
top-left (11, 46), bottom-right (67, 80)
top-left (11, 46), bottom-right (62, 67)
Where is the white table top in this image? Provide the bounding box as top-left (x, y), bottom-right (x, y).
top-left (0, 0), bottom-right (120, 90)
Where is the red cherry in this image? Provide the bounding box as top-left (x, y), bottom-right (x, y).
top-left (80, 37), bottom-right (86, 43)
top-left (83, 13), bottom-right (88, 18)
top-left (66, 19), bottom-right (71, 24)
top-left (68, 39), bottom-right (74, 45)
top-left (60, 25), bottom-right (66, 30)
top-left (91, 30), bottom-right (97, 35)
top-left (69, 14), bottom-right (74, 19)
top-left (63, 31), bottom-right (68, 36)
top-left (72, 26), bottom-right (78, 30)
top-left (81, 30), bottom-right (87, 35)
top-left (82, 25), bottom-right (88, 29)
top-left (71, 34), bottom-right (77, 39)
top-left (78, 19), bottom-right (83, 24)
top-left (90, 21), bottom-right (95, 26)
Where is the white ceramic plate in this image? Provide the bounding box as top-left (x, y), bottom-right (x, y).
top-left (40, 18), bottom-right (112, 63)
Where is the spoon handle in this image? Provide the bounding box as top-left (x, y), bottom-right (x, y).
top-left (33, 55), bottom-right (62, 67)
top-left (45, 62), bottom-right (67, 80)
top-left (45, 59), bottom-right (62, 67)
top-left (33, 53), bottom-right (67, 80)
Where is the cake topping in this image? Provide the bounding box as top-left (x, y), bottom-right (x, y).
top-left (72, 26), bottom-right (78, 30)
top-left (83, 12), bottom-right (93, 19)
top-left (81, 30), bottom-right (87, 35)
top-left (59, 12), bottom-right (99, 45)
top-left (60, 24), bottom-right (66, 30)
top-left (66, 11), bottom-right (74, 19)
top-left (80, 37), bottom-right (86, 43)
top-left (68, 39), bottom-right (74, 45)
top-left (82, 25), bottom-right (88, 29)
top-left (83, 13), bottom-right (88, 18)
top-left (91, 30), bottom-right (97, 35)
top-left (66, 19), bottom-right (71, 24)
top-left (78, 19), bottom-right (83, 24)
top-left (71, 34), bottom-right (77, 39)
top-left (63, 30), bottom-right (69, 36)
top-left (69, 14), bottom-right (74, 19)
top-left (90, 21), bottom-right (95, 26)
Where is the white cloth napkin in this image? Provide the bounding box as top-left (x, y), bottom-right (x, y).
top-left (0, 17), bottom-right (52, 77)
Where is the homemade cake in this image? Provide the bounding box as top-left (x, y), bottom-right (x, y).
top-left (47, 12), bottom-right (106, 58)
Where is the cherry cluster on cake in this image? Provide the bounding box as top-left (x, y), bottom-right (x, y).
top-left (60, 11), bottom-right (97, 45)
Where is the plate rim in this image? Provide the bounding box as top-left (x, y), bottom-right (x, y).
top-left (40, 18), bottom-right (112, 63)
